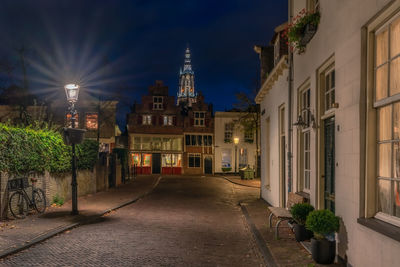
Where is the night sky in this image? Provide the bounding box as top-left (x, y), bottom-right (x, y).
top-left (0, 0), bottom-right (287, 127)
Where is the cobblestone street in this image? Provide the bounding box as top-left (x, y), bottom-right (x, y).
top-left (0, 176), bottom-right (264, 267)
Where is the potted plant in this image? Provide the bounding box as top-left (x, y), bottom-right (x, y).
top-left (290, 203), bottom-right (314, 242)
top-left (305, 209), bottom-right (340, 264)
top-left (282, 8), bottom-right (321, 53)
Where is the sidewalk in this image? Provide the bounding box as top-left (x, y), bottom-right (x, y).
top-left (240, 199), bottom-right (343, 267)
top-left (0, 175), bottom-right (161, 259)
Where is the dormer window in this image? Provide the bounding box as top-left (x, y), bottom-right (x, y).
top-left (153, 96), bottom-right (163, 110)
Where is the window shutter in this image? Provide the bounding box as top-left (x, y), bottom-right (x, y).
top-left (151, 115), bottom-right (155, 125)
top-left (173, 116), bottom-right (177, 126)
top-left (137, 115), bottom-right (142, 125)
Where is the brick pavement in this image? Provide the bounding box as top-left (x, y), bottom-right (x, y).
top-left (0, 176), bottom-right (265, 267)
top-left (217, 175), bottom-right (261, 188)
top-left (0, 175), bottom-right (160, 259)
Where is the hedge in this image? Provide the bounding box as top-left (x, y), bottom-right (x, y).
top-left (0, 123), bottom-right (98, 175)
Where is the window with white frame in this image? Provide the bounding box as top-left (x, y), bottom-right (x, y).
top-left (239, 148), bottom-right (248, 168)
top-left (300, 88), bottom-right (311, 192)
top-left (375, 15), bottom-right (400, 219)
top-left (153, 96), bottom-right (163, 110)
top-left (142, 115), bottom-right (152, 125)
top-left (188, 153), bottom-right (201, 168)
top-left (224, 123), bottom-right (233, 143)
top-left (163, 115), bottom-right (173, 126)
top-left (324, 69), bottom-right (335, 112)
top-left (244, 129), bottom-right (254, 143)
top-left (194, 112), bottom-right (205, 126)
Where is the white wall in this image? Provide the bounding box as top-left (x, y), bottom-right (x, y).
top-left (259, 69), bottom-right (289, 207)
top-left (290, 0), bottom-right (400, 266)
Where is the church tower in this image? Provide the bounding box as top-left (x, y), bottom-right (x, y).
top-left (177, 47), bottom-right (197, 106)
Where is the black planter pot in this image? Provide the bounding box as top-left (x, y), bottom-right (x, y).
top-left (293, 224), bottom-right (313, 242)
top-left (311, 238), bottom-right (336, 264)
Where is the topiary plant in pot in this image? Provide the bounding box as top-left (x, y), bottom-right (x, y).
top-left (306, 209), bottom-right (340, 264)
top-left (290, 203), bottom-right (314, 242)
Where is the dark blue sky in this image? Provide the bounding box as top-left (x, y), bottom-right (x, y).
top-left (0, 0), bottom-right (287, 126)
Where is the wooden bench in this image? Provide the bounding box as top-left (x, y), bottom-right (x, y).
top-left (268, 192), bottom-right (306, 239)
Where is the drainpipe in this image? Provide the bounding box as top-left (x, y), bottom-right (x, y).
top-left (287, 0), bottom-right (294, 194)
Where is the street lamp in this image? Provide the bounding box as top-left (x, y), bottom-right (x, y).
top-left (65, 83), bottom-right (80, 215)
top-left (233, 137), bottom-right (239, 175)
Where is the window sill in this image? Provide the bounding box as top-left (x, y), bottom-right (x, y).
top-left (297, 191), bottom-right (310, 200)
top-left (357, 217), bottom-right (400, 243)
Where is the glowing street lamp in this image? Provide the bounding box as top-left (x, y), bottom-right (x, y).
top-left (233, 137), bottom-right (239, 175)
top-left (64, 83), bottom-right (80, 215)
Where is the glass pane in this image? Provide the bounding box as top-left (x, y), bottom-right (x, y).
top-left (390, 57), bottom-right (400, 96)
top-left (394, 103), bottom-right (400, 139)
top-left (305, 151), bottom-right (310, 169)
top-left (305, 171), bottom-right (310, 190)
top-left (379, 143), bottom-right (392, 177)
top-left (304, 132), bottom-right (310, 150)
top-left (394, 181), bottom-right (400, 218)
top-left (189, 156), bottom-right (194, 167)
top-left (393, 143), bottom-right (400, 178)
top-left (376, 64), bottom-right (388, 101)
top-left (195, 156), bottom-right (200, 167)
top-left (331, 70), bottom-right (335, 88)
top-left (325, 75), bottom-right (330, 92)
top-left (143, 154), bottom-right (151, 166)
top-left (378, 179), bottom-right (391, 214)
top-left (197, 135), bottom-right (202, 146)
top-left (376, 29), bottom-right (388, 66)
top-left (221, 149), bottom-right (232, 168)
top-left (378, 105), bottom-right (392, 141)
top-left (390, 16), bottom-right (400, 58)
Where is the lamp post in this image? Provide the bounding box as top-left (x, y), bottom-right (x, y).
top-left (65, 83), bottom-right (80, 215)
top-left (233, 137), bottom-right (239, 175)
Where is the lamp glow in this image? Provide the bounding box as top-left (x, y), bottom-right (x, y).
top-left (64, 83), bottom-right (80, 103)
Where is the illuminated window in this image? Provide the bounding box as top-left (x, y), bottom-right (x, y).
top-left (66, 113), bottom-right (79, 128)
top-left (131, 153), bottom-right (141, 166)
top-left (163, 115), bottom-right (173, 126)
top-left (188, 153), bottom-right (201, 168)
top-left (194, 112), bottom-right (205, 126)
top-left (142, 115), bottom-right (152, 125)
top-left (153, 96), bottom-right (163, 110)
top-left (85, 113), bottom-right (98, 130)
top-left (239, 148), bottom-right (248, 168)
top-left (375, 15), bottom-right (400, 219)
top-left (221, 149), bottom-right (231, 169)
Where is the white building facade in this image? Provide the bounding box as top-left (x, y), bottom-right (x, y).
top-left (257, 0), bottom-right (400, 266)
top-left (214, 112), bottom-right (258, 174)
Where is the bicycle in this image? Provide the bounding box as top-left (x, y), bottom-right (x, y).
top-left (8, 177), bottom-right (47, 219)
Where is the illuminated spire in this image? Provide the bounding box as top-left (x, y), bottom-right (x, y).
top-left (177, 46), bottom-right (197, 106)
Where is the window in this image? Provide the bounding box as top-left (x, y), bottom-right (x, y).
top-left (375, 15), bottom-right (400, 219)
top-left (188, 154), bottom-right (201, 168)
top-left (142, 154), bottom-right (151, 166)
top-left (221, 149), bottom-right (232, 169)
top-left (224, 123), bottom-right (233, 143)
top-left (66, 113), bottom-right (79, 128)
top-left (163, 115), bottom-right (173, 126)
top-left (300, 87), bottom-right (311, 192)
top-left (162, 154), bottom-right (182, 167)
top-left (239, 148), bottom-right (248, 168)
top-left (204, 135), bottom-right (212, 146)
top-left (244, 129), bottom-right (254, 143)
top-left (142, 115), bottom-right (152, 125)
top-left (131, 153), bottom-right (141, 166)
top-left (85, 113), bottom-right (98, 130)
top-left (153, 96), bottom-right (163, 110)
top-left (324, 69), bottom-right (335, 112)
top-left (194, 112), bottom-right (205, 126)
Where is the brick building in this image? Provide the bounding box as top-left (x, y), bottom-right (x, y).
top-left (127, 47), bottom-right (214, 175)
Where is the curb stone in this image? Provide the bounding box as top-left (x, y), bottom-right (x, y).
top-left (239, 202), bottom-right (277, 267)
top-left (0, 176), bottom-right (162, 260)
top-left (217, 176), bottom-right (261, 188)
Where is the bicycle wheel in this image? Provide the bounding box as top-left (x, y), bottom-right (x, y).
top-left (33, 188), bottom-right (46, 213)
top-left (9, 191), bottom-right (28, 219)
